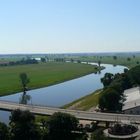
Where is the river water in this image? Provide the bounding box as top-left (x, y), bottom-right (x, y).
top-left (0, 63), bottom-right (127, 123)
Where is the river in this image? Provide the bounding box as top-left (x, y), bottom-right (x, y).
top-left (0, 63), bottom-right (127, 123)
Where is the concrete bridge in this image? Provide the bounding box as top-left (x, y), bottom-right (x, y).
top-left (0, 100), bottom-right (140, 124)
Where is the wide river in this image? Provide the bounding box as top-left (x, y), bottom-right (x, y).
top-left (0, 63), bottom-right (127, 123)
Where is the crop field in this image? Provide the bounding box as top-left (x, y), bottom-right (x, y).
top-left (0, 62), bottom-right (101, 96)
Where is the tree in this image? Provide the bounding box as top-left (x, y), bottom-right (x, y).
top-left (77, 60), bottom-right (81, 63)
top-left (8, 59), bottom-right (38, 66)
top-left (9, 109), bottom-right (40, 140)
top-left (128, 65), bottom-right (140, 85)
top-left (99, 88), bottom-right (123, 112)
top-left (99, 65), bottom-right (140, 112)
top-left (136, 61), bottom-right (139, 65)
top-left (54, 58), bottom-right (65, 62)
top-left (47, 112), bottom-right (78, 140)
top-left (70, 58), bottom-right (74, 63)
top-left (113, 56), bottom-right (117, 60)
top-left (45, 56), bottom-right (49, 61)
top-left (119, 73), bottom-right (132, 90)
top-left (127, 57), bottom-right (131, 61)
top-left (124, 68), bottom-right (128, 73)
top-left (101, 73), bottom-right (114, 87)
top-left (19, 94), bottom-right (31, 104)
top-left (41, 57), bottom-right (46, 63)
top-left (0, 122), bottom-right (9, 140)
top-left (19, 73), bottom-right (30, 94)
top-left (98, 60), bottom-right (101, 67)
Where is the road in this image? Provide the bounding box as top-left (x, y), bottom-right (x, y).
top-left (0, 100), bottom-right (140, 123)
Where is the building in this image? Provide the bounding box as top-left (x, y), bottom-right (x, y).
top-left (122, 87), bottom-right (140, 115)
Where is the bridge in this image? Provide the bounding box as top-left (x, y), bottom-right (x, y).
top-left (0, 100), bottom-right (140, 124)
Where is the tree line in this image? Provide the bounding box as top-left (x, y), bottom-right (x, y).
top-left (99, 65), bottom-right (140, 112)
top-left (0, 59), bottom-right (38, 67)
top-left (0, 110), bottom-right (88, 140)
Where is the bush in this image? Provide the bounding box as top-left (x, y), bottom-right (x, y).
top-left (91, 128), bottom-right (108, 140)
top-left (0, 122), bottom-right (9, 140)
top-left (47, 112), bottom-right (79, 140)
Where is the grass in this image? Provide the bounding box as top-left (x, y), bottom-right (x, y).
top-left (89, 56), bottom-right (140, 68)
top-left (67, 56), bottom-right (140, 68)
top-left (0, 62), bottom-right (102, 96)
top-left (63, 89), bottom-right (102, 111)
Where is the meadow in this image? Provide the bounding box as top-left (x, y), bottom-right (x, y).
top-left (67, 55), bottom-right (140, 68)
top-left (0, 62), bottom-right (101, 96)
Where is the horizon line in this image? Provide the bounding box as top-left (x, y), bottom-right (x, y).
top-left (0, 51), bottom-right (140, 55)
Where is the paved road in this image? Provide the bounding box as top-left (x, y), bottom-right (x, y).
top-left (0, 100), bottom-right (140, 123)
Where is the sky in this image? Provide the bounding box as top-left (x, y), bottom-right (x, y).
top-left (0, 0), bottom-right (140, 54)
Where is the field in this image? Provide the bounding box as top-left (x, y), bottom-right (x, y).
top-left (0, 62), bottom-right (102, 96)
top-left (63, 89), bottom-right (102, 111)
top-left (89, 56), bottom-right (140, 68)
top-left (66, 55), bottom-right (140, 68)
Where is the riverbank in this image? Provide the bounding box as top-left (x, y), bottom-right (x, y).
top-left (67, 56), bottom-right (140, 68)
top-left (0, 62), bottom-right (103, 96)
top-left (63, 89), bottom-right (102, 111)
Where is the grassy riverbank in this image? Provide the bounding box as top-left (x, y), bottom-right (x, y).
top-left (0, 62), bottom-right (103, 96)
top-left (63, 89), bottom-right (102, 111)
top-left (67, 55), bottom-right (140, 68)
top-left (88, 56), bottom-right (140, 68)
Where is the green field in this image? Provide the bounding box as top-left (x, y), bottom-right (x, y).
top-left (89, 56), bottom-right (140, 68)
top-left (63, 89), bottom-right (102, 111)
top-left (0, 62), bottom-right (102, 96)
top-left (66, 55), bottom-right (140, 68)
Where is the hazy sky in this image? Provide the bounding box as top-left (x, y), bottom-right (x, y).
top-left (0, 0), bottom-right (140, 54)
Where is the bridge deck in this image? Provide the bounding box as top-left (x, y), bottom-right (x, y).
top-left (0, 101), bottom-right (140, 123)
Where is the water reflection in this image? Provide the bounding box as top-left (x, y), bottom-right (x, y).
top-left (0, 63), bottom-right (127, 124)
top-left (98, 70), bottom-right (101, 74)
top-left (0, 63), bottom-right (127, 107)
top-left (19, 93), bottom-right (31, 104)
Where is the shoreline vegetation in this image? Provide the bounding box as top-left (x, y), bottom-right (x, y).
top-left (36, 89), bottom-right (102, 122)
top-left (63, 56), bottom-right (136, 111)
top-left (0, 55), bottom-right (137, 113)
top-left (0, 62), bottom-right (103, 97)
top-left (64, 58), bottom-right (140, 113)
top-left (66, 55), bottom-right (140, 68)
top-left (63, 89), bottom-right (102, 111)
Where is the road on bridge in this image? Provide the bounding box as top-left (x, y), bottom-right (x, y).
top-left (0, 100), bottom-right (139, 123)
